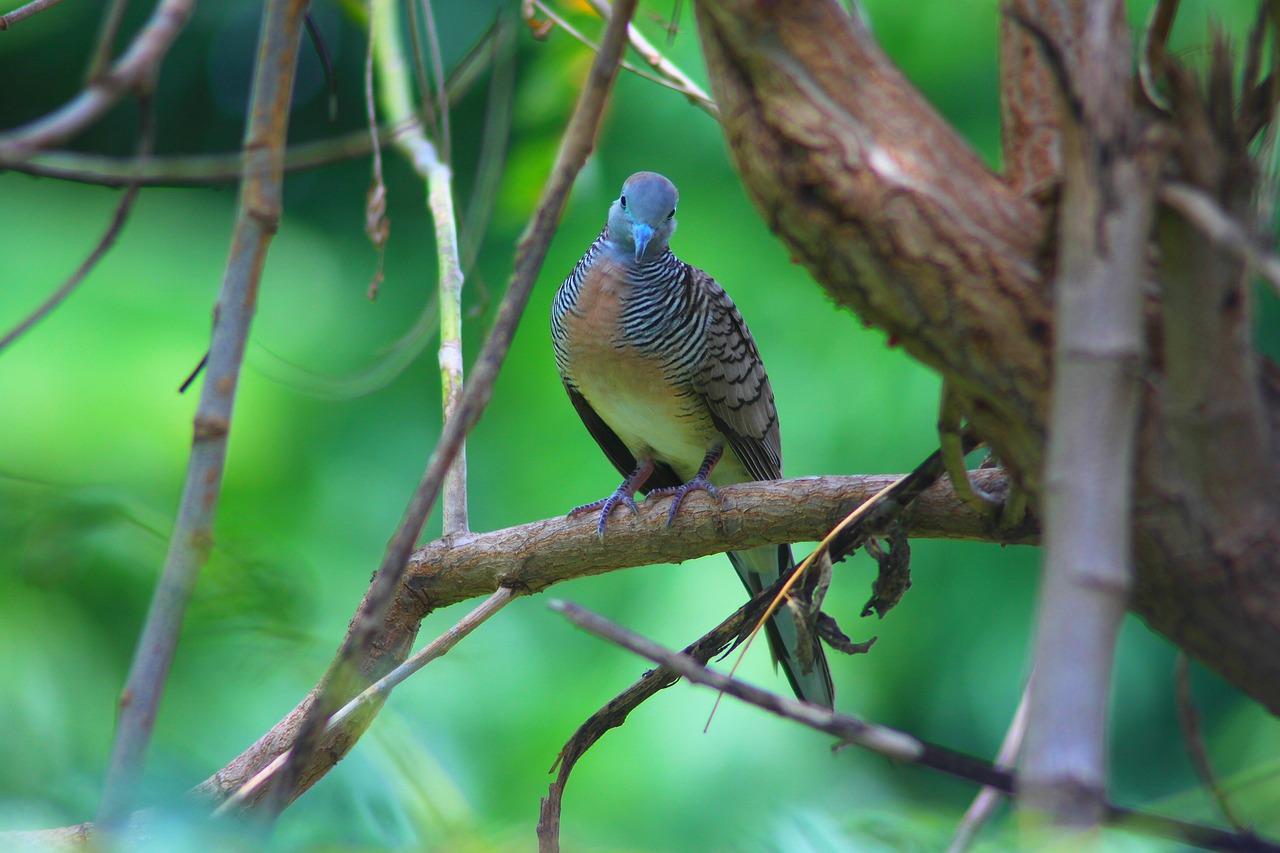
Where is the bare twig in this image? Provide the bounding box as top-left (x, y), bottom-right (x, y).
top-left (374, 0), bottom-right (468, 531)
top-left (529, 0), bottom-right (716, 115)
top-left (552, 601), bottom-right (1278, 853)
top-left (418, 0), bottom-right (451, 164)
top-left (947, 679), bottom-right (1032, 853)
top-left (0, 93), bottom-right (154, 357)
top-left (363, 0), bottom-right (389, 297)
top-left (94, 0), bottom-right (312, 834)
top-left (0, 0), bottom-right (194, 160)
top-left (1160, 182), bottom-right (1280, 300)
top-left (264, 0), bottom-right (640, 814)
top-left (214, 588), bottom-right (519, 816)
top-left (1138, 0), bottom-right (1179, 111)
top-left (85, 0), bottom-right (130, 82)
top-left (0, 0), bottom-right (63, 30)
top-left (459, 9), bottom-right (515, 275)
top-left (1176, 656), bottom-right (1248, 832)
top-left (3, 20), bottom-right (502, 185)
top-left (584, 0), bottom-right (717, 115)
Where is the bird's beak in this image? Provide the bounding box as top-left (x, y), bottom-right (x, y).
top-left (632, 223), bottom-right (653, 262)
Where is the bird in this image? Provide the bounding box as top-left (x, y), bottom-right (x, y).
top-left (550, 171), bottom-right (834, 708)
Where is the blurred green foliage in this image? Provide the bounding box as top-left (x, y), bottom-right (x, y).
top-left (1, 0), bottom-right (1278, 850)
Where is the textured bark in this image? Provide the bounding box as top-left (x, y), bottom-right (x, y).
top-left (695, 0), bottom-right (1280, 714)
top-left (195, 470), bottom-right (1027, 803)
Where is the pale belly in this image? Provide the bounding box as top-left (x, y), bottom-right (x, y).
top-left (573, 346), bottom-right (715, 480)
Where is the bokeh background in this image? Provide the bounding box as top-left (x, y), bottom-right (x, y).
top-left (2, 1), bottom-right (1278, 850)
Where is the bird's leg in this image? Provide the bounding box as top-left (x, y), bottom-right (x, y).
top-left (647, 445), bottom-right (723, 526)
top-left (569, 456), bottom-right (656, 536)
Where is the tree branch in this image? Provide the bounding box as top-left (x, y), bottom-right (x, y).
top-left (195, 468), bottom-right (1031, 805)
top-left (94, 0), bottom-right (312, 834)
top-left (0, 0), bottom-right (194, 159)
top-left (552, 600), bottom-right (1278, 853)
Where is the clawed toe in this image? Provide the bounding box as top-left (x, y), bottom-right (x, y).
top-left (569, 490), bottom-right (640, 536)
top-left (649, 478), bottom-right (721, 526)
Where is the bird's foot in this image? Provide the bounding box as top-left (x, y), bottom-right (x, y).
top-left (647, 475), bottom-right (721, 526)
top-left (569, 488), bottom-right (640, 536)
top-left (568, 457), bottom-right (655, 537)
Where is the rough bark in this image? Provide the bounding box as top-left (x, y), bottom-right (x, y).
top-left (694, 0), bottom-right (1280, 714)
top-left (196, 470), bottom-right (1025, 803)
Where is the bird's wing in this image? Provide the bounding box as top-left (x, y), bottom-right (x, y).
top-left (564, 384), bottom-right (683, 492)
top-left (686, 266), bottom-right (783, 482)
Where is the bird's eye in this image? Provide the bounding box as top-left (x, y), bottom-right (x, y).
top-left (619, 195), bottom-right (627, 209)
top-left (666, 209), bottom-right (676, 220)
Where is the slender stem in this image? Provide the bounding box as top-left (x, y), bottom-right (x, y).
top-left (0, 0), bottom-right (195, 160)
top-left (584, 0), bottom-right (717, 114)
top-left (553, 601), bottom-right (1276, 853)
top-left (374, 0), bottom-right (468, 534)
top-left (85, 0), bottom-right (130, 82)
top-left (947, 679), bottom-right (1032, 853)
top-left (0, 0), bottom-right (64, 31)
top-left (0, 84), bottom-right (154, 357)
top-left (94, 0), bottom-right (312, 833)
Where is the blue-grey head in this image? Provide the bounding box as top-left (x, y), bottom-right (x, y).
top-left (605, 172), bottom-right (679, 263)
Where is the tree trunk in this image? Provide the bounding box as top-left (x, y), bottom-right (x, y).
top-left (694, 0), bottom-right (1280, 713)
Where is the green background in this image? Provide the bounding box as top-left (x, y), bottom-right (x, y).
top-left (1, 1), bottom-right (1276, 850)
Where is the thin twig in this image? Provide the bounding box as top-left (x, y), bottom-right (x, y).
top-left (552, 601), bottom-right (1280, 853)
top-left (363, 0), bottom-right (389, 297)
top-left (375, 0), bottom-right (468, 531)
top-left (584, 0), bottom-right (717, 115)
top-left (418, 0), bottom-right (451, 164)
top-left (264, 0), bottom-right (640, 814)
top-left (93, 0), bottom-right (311, 834)
top-left (460, 10), bottom-right (515, 275)
top-left (213, 587), bottom-right (519, 816)
top-left (529, 0), bottom-right (716, 115)
top-left (0, 92), bottom-right (153, 357)
top-left (0, 0), bottom-right (195, 160)
top-left (0, 0), bottom-right (63, 30)
top-left (1176, 656), bottom-right (1248, 831)
top-left (85, 0), bottom-right (130, 82)
top-left (6, 129), bottom-right (385, 187)
top-left (947, 679), bottom-right (1032, 853)
top-left (5, 23), bottom-right (502, 187)
top-left (727, 431), bottom-right (981, 684)
top-left (1161, 182), bottom-right (1280, 300)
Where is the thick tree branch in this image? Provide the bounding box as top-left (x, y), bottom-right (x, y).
top-left (195, 469), bottom-right (1031, 805)
top-left (692, 0), bottom-right (1280, 718)
top-left (695, 0), bottom-right (1050, 489)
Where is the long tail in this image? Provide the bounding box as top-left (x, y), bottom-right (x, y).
top-left (727, 544), bottom-right (834, 708)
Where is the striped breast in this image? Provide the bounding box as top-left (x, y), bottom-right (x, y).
top-left (553, 242), bottom-right (721, 480)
